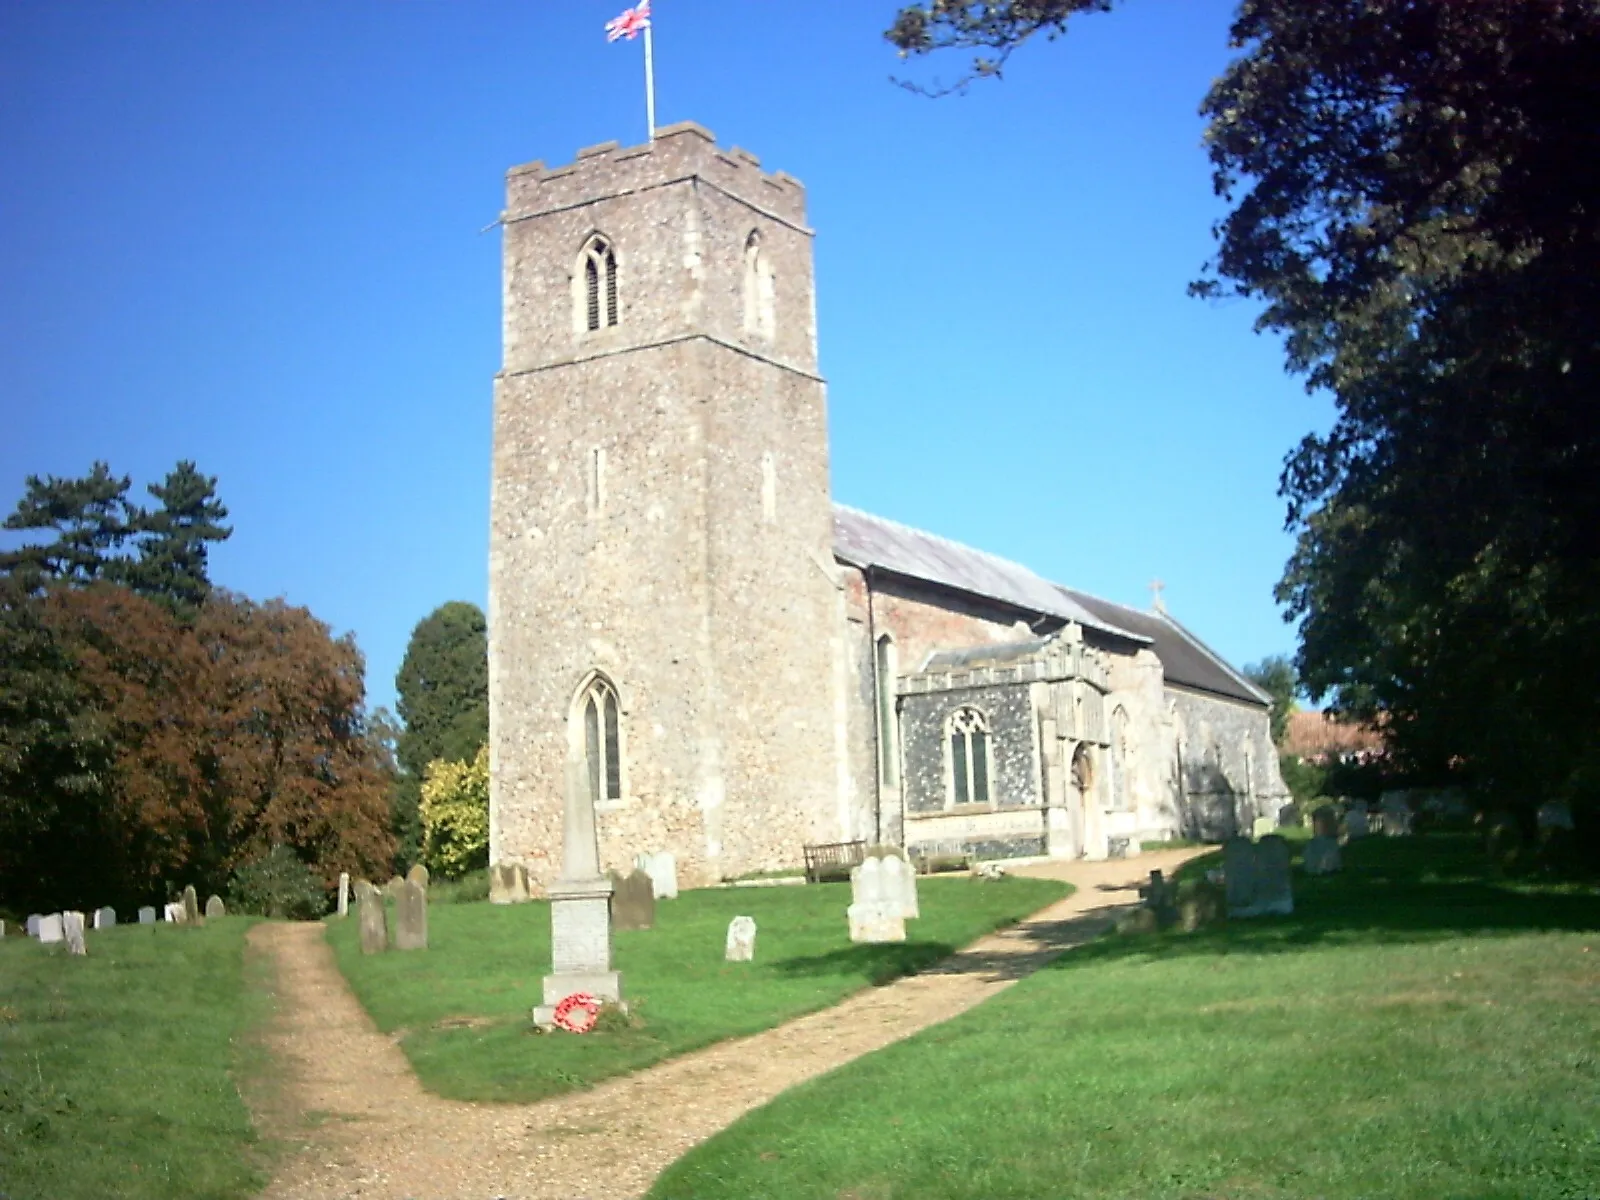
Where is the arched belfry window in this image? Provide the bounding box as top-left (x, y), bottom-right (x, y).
top-left (578, 674), bottom-right (622, 804)
top-left (743, 230), bottom-right (775, 340)
top-left (946, 707), bottom-right (990, 807)
top-left (579, 235), bottom-right (619, 333)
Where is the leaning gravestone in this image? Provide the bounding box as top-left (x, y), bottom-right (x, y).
top-left (337, 872), bottom-right (351, 917)
top-left (1344, 805), bottom-right (1370, 840)
top-left (164, 901), bottom-right (186, 924)
top-left (205, 895), bottom-right (225, 919)
top-left (848, 856), bottom-right (906, 943)
top-left (357, 886), bottom-right (388, 954)
top-left (182, 885), bottom-right (201, 925)
top-left (725, 915), bottom-right (757, 962)
top-left (1223, 838), bottom-right (1257, 916)
top-left (1311, 804), bottom-right (1339, 840)
top-left (634, 851), bottom-right (679, 900)
top-left (63, 911), bottom-right (87, 956)
top-left (394, 879), bottom-right (427, 951)
top-left (26, 914), bottom-right (42, 938)
top-left (93, 906), bottom-right (116, 929)
top-left (1302, 835), bottom-right (1342, 875)
top-left (385, 875), bottom-right (405, 897)
top-left (38, 913), bottom-right (65, 944)
top-left (406, 863), bottom-right (430, 889)
top-left (610, 869), bottom-right (656, 931)
top-left (138, 906), bottom-right (157, 925)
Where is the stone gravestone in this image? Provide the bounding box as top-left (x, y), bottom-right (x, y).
top-left (337, 872), bottom-right (351, 917)
top-left (1252, 836), bottom-right (1295, 914)
top-left (407, 863), bottom-right (430, 889)
top-left (138, 906), bottom-right (157, 925)
top-left (38, 913), bottom-right (65, 944)
top-left (1302, 835), bottom-right (1342, 875)
top-left (93, 906), bottom-right (116, 929)
top-left (533, 759), bottom-right (623, 1028)
top-left (63, 911), bottom-right (87, 956)
top-left (1252, 816), bottom-right (1277, 839)
top-left (1311, 804), bottom-right (1339, 840)
top-left (610, 869), bottom-right (656, 931)
top-left (633, 851), bottom-right (679, 900)
top-left (725, 915), bottom-right (757, 962)
top-left (164, 901), bottom-right (186, 924)
top-left (26, 914), bottom-right (42, 938)
top-left (394, 880), bottom-right (427, 951)
top-left (1223, 837), bottom-right (1257, 917)
top-left (205, 895), bottom-right (225, 919)
top-left (490, 863), bottom-right (531, 904)
top-left (1380, 797), bottom-right (1413, 836)
top-left (385, 875), bottom-right (405, 898)
top-left (182, 885), bottom-right (201, 925)
top-left (357, 885), bottom-right (389, 954)
top-left (881, 854), bottom-right (919, 921)
top-left (847, 856), bottom-right (906, 943)
top-left (1344, 804), bottom-right (1370, 840)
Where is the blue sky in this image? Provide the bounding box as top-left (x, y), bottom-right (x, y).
top-left (1, 0), bottom-right (1329, 715)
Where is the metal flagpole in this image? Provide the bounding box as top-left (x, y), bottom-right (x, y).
top-left (644, 22), bottom-right (656, 139)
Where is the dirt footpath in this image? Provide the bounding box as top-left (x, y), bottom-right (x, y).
top-left (253, 848), bottom-right (1205, 1200)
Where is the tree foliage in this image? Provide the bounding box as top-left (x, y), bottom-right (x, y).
top-left (419, 745), bottom-right (490, 880)
top-left (1243, 654), bottom-right (1297, 746)
top-left (888, 1), bottom-right (1600, 812)
top-left (0, 463), bottom-right (392, 912)
top-left (393, 602), bottom-right (488, 868)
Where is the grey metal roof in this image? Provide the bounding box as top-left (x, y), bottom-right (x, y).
top-left (831, 505), bottom-right (1266, 708)
top-left (1058, 588), bottom-right (1270, 707)
top-left (832, 506), bottom-right (1145, 644)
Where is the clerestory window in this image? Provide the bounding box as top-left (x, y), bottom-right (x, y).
top-left (947, 707), bottom-right (991, 807)
top-left (580, 675), bottom-right (622, 804)
top-left (579, 235), bottom-right (619, 332)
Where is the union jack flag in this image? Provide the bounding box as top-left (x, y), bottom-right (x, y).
top-left (605, 1), bottom-right (651, 42)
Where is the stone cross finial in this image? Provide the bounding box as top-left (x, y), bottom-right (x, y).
top-left (1150, 578), bottom-right (1167, 614)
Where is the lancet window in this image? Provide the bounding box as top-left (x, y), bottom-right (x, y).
top-left (947, 707), bottom-right (991, 807)
top-left (580, 675), bottom-right (622, 804)
top-left (579, 235), bottom-right (619, 332)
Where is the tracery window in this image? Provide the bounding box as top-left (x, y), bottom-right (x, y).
top-left (579, 675), bottom-right (622, 804)
top-left (579, 235), bottom-right (619, 332)
top-left (947, 707), bottom-right (991, 807)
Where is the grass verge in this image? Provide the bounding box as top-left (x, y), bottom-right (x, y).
top-left (650, 834), bottom-right (1600, 1200)
top-left (325, 874), bottom-right (1069, 1103)
top-left (0, 917), bottom-right (267, 1200)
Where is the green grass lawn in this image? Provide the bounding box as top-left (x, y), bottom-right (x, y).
top-left (650, 834), bottom-right (1600, 1200)
top-left (0, 917), bottom-right (267, 1200)
top-left (326, 874), bottom-right (1069, 1103)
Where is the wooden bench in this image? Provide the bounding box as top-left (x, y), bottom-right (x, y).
top-left (802, 839), bottom-right (866, 884)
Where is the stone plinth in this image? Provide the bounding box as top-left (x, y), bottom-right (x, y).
top-left (534, 875), bottom-right (622, 1028)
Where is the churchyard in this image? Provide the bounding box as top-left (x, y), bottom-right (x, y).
top-left (651, 832), bottom-right (1600, 1200)
top-left (324, 872), bottom-right (1068, 1103)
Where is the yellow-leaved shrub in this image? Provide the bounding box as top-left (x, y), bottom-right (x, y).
top-left (419, 745), bottom-right (489, 879)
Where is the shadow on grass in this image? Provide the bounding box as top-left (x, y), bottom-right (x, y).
top-left (769, 941), bottom-right (960, 985)
top-left (1048, 832), bottom-right (1600, 974)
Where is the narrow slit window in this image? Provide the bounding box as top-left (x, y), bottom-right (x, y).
top-left (875, 635), bottom-right (898, 786)
top-left (603, 689), bottom-right (621, 801)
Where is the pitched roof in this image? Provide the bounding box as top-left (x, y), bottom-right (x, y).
top-left (832, 505), bottom-right (1144, 644)
top-left (832, 505), bottom-right (1268, 708)
top-left (1058, 588), bottom-right (1270, 707)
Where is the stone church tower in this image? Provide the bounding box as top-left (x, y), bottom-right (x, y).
top-left (489, 123), bottom-right (848, 891)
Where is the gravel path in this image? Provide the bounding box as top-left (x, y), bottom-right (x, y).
top-left (252, 849), bottom-right (1205, 1200)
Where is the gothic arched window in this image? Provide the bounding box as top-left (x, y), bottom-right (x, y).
top-left (947, 707), bottom-right (990, 807)
top-left (579, 675), bottom-right (622, 804)
top-left (743, 230), bottom-right (775, 340)
top-left (579, 235), bottom-right (619, 332)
